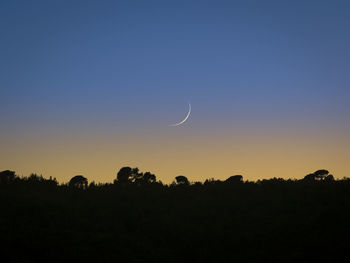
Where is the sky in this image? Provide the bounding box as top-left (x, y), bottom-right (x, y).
top-left (1, 0), bottom-right (350, 183)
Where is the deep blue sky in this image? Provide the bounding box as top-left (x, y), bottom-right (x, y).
top-left (1, 1), bottom-right (350, 182)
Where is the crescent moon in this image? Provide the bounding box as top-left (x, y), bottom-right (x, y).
top-left (169, 103), bottom-right (191, 126)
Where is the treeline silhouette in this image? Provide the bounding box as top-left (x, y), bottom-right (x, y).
top-left (1, 168), bottom-right (350, 262)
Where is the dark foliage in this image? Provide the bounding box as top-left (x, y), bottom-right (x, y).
top-left (69, 175), bottom-right (88, 189)
top-left (225, 174), bottom-right (243, 184)
top-left (0, 170), bottom-right (15, 184)
top-left (0, 168), bottom-right (350, 263)
top-left (175, 175), bottom-right (189, 185)
top-left (114, 167), bottom-right (156, 185)
top-left (303, 169), bottom-right (335, 182)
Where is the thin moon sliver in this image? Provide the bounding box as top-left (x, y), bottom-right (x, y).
top-left (169, 103), bottom-right (191, 126)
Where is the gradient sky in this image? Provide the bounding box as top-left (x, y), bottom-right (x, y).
top-left (1, 0), bottom-right (350, 183)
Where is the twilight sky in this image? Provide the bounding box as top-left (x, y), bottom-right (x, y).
top-left (1, 0), bottom-right (350, 183)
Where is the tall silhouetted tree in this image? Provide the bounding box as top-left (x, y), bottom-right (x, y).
top-left (69, 175), bottom-right (88, 189)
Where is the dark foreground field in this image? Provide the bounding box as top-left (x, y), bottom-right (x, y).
top-left (1, 169), bottom-right (350, 263)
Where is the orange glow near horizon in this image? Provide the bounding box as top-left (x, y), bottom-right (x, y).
top-left (2, 123), bottom-right (350, 184)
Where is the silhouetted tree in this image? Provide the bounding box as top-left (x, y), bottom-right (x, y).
top-left (175, 175), bottom-right (189, 185)
top-left (27, 173), bottom-right (44, 182)
top-left (48, 176), bottom-right (58, 185)
top-left (69, 175), bottom-right (88, 189)
top-left (225, 175), bottom-right (243, 184)
top-left (143, 172), bottom-right (156, 183)
top-left (303, 170), bottom-right (334, 182)
top-left (303, 173), bottom-right (317, 181)
top-left (324, 174), bottom-right (335, 182)
top-left (204, 178), bottom-right (222, 185)
top-left (0, 170), bottom-right (16, 184)
top-left (134, 171), bottom-right (156, 185)
top-left (115, 167), bottom-right (136, 184)
top-left (314, 169), bottom-right (330, 179)
top-left (115, 167), bottom-right (156, 185)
